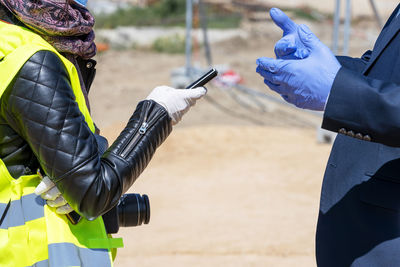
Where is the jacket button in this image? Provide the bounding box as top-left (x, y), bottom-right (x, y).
top-left (347, 131), bottom-right (355, 138)
top-left (355, 133), bottom-right (363, 140)
top-left (86, 62), bottom-right (93, 69)
top-left (339, 128), bottom-right (347, 134)
top-left (363, 135), bottom-right (372, 142)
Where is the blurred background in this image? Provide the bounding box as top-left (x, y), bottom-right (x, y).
top-left (87, 0), bottom-right (398, 266)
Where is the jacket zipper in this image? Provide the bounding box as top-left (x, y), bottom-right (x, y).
top-left (119, 103), bottom-right (165, 158)
top-left (118, 101), bottom-right (149, 157)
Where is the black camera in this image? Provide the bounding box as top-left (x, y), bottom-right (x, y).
top-left (118, 193), bottom-right (150, 227)
top-left (66, 193), bottom-right (150, 233)
top-left (102, 193), bottom-right (150, 234)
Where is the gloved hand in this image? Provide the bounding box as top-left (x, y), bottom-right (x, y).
top-left (34, 176), bottom-right (73, 214)
top-left (256, 24), bottom-right (341, 111)
top-left (146, 86), bottom-right (207, 125)
top-left (271, 8), bottom-right (310, 60)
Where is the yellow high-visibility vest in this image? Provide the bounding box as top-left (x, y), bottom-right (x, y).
top-left (0, 20), bottom-right (123, 266)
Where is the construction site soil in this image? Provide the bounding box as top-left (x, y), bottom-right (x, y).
top-left (89, 15), bottom-right (389, 267)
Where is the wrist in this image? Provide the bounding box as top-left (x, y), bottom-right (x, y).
top-left (147, 98), bottom-right (168, 113)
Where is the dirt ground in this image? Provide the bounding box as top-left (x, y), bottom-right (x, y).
top-left (88, 12), bottom-right (387, 267)
top-left (108, 126), bottom-right (331, 267)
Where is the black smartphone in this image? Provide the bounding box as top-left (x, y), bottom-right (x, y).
top-left (186, 68), bottom-right (218, 89)
top-left (66, 211), bottom-right (81, 225)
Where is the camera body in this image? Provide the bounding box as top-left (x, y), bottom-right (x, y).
top-left (102, 193), bottom-right (150, 234)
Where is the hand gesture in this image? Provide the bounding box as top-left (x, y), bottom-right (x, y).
top-left (257, 25), bottom-right (341, 111)
top-left (271, 8), bottom-right (310, 60)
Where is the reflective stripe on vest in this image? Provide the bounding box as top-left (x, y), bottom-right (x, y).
top-left (28, 244), bottom-right (111, 267)
top-left (0, 21), bottom-right (123, 266)
top-left (0, 193), bottom-right (45, 229)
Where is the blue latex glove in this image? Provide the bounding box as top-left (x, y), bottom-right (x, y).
top-left (256, 24), bottom-right (341, 111)
top-left (270, 8), bottom-right (310, 59)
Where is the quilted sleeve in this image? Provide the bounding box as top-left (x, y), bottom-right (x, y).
top-left (0, 50), bottom-right (172, 219)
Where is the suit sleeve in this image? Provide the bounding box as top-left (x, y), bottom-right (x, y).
top-left (322, 66), bottom-right (400, 147)
top-left (335, 50), bottom-right (372, 73)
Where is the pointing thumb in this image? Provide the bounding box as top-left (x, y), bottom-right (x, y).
top-left (298, 24), bottom-right (320, 49)
top-left (270, 8), bottom-right (297, 35)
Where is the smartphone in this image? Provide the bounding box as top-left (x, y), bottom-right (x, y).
top-left (66, 211), bottom-right (81, 225)
top-left (186, 68), bottom-right (218, 89)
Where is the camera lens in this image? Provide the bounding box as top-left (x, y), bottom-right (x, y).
top-left (118, 194), bottom-right (150, 227)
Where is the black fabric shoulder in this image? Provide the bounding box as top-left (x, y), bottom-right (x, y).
top-left (1, 50), bottom-right (72, 139)
top-left (23, 50), bottom-right (69, 79)
top-left (1, 48), bottom-right (98, 179)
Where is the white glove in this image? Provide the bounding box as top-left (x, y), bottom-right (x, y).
top-left (34, 176), bottom-right (73, 214)
top-left (146, 86), bottom-right (207, 125)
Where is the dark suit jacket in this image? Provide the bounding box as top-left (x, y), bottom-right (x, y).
top-left (317, 4), bottom-right (400, 267)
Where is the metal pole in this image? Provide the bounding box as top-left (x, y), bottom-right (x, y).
top-left (199, 0), bottom-right (212, 66)
top-left (185, 0), bottom-right (193, 77)
top-left (343, 0), bottom-right (351, 55)
top-left (332, 0), bottom-right (341, 54)
top-left (369, 0), bottom-right (383, 28)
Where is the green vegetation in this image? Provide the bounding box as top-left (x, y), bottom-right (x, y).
top-left (282, 6), bottom-right (325, 22)
top-left (95, 0), bottom-right (242, 29)
top-left (206, 14), bottom-right (242, 29)
top-left (152, 34), bottom-right (186, 54)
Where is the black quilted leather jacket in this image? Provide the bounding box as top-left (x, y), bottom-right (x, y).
top-left (0, 40), bottom-right (172, 219)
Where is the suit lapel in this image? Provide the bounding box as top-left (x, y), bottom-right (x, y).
top-left (382, 4), bottom-right (400, 30)
top-left (363, 4), bottom-right (400, 75)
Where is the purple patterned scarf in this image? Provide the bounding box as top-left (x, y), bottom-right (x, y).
top-left (0, 0), bottom-right (96, 59)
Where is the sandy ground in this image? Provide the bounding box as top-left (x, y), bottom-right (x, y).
top-left (107, 126), bottom-right (331, 267)
top-left (88, 10), bottom-right (387, 267)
